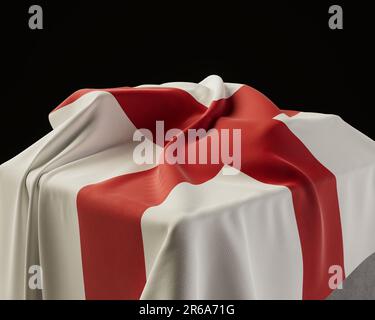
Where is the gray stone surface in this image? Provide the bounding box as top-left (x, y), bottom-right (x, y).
top-left (328, 252), bottom-right (375, 300)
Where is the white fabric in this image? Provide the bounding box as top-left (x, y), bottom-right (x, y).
top-left (0, 91), bottom-right (145, 299)
top-left (141, 168), bottom-right (303, 299)
top-left (276, 112), bottom-right (375, 276)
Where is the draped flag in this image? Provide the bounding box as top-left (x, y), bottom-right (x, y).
top-left (1, 75), bottom-right (375, 299)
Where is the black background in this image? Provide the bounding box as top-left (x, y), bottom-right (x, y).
top-left (0, 0), bottom-right (373, 164)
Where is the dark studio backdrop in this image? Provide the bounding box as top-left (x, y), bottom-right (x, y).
top-left (0, 0), bottom-right (372, 164)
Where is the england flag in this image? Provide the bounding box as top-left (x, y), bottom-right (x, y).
top-left (1, 75), bottom-right (375, 300)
